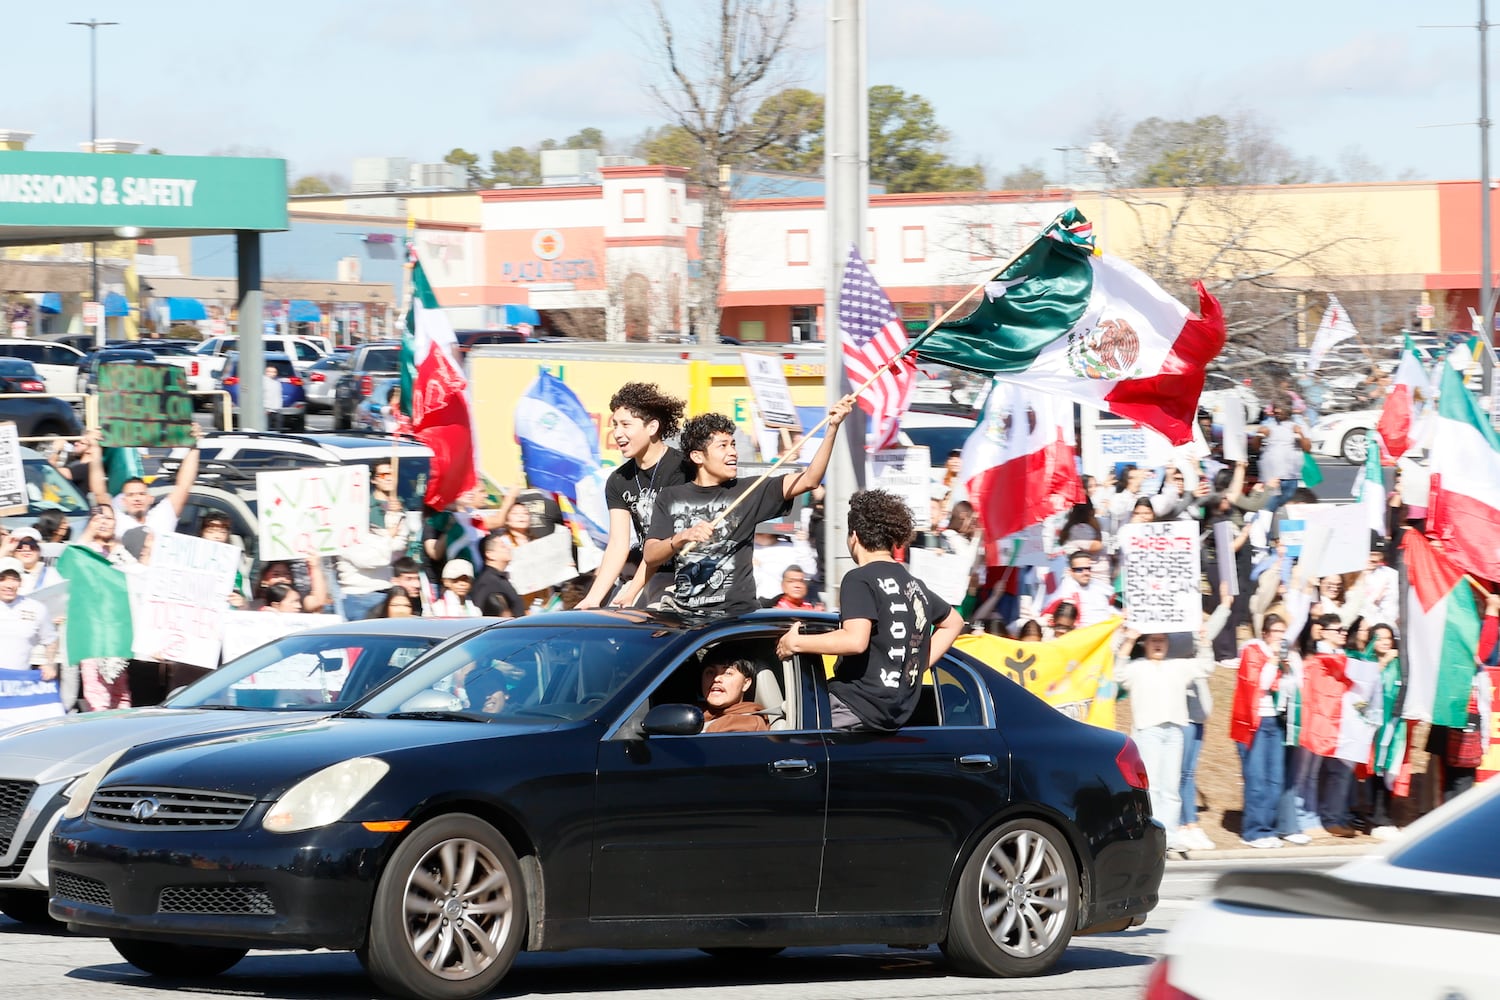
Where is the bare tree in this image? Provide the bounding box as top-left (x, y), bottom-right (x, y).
top-left (643, 0), bottom-right (803, 341)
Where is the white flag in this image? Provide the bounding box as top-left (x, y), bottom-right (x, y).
top-left (1307, 294), bottom-right (1358, 372)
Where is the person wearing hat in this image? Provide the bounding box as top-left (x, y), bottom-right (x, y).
top-left (432, 559), bottom-right (480, 617)
top-left (11, 528), bottom-right (52, 595)
top-left (0, 556), bottom-right (62, 727)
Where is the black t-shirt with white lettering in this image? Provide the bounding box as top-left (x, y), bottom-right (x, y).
top-left (829, 560), bottom-right (952, 732)
top-left (602, 446), bottom-right (693, 575)
top-left (646, 475), bottom-right (790, 617)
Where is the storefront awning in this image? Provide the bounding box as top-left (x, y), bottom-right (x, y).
top-left (167, 297), bottom-right (207, 322)
top-left (503, 304), bottom-right (541, 326)
top-left (38, 293), bottom-right (61, 314)
top-left (103, 291), bottom-right (129, 317)
top-left (287, 299), bottom-right (322, 323)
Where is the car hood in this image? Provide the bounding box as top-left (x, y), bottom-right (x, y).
top-left (0, 708), bottom-right (332, 785)
top-left (101, 716), bottom-right (566, 800)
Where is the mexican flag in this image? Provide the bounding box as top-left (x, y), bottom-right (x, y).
top-left (912, 209), bottom-right (1225, 445)
top-left (1306, 293), bottom-right (1358, 372)
top-left (1375, 335), bottom-right (1429, 459)
top-left (958, 380), bottom-right (1083, 542)
top-left (1427, 361), bottom-right (1500, 581)
top-left (1355, 430), bottom-right (1385, 536)
top-left (55, 546), bottom-right (133, 661)
top-left (400, 257), bottom-right (477, 510)
top-left (1400, 528), bottom-right (1481, 727)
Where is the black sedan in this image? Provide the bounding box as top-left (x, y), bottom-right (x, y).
top-left (49, 610), bottom-right (1163, 999)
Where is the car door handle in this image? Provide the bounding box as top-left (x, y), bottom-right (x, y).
top-left (958, 754), bottom-right (997, 772)
top-left (770, 758), bottom-right (817, 776)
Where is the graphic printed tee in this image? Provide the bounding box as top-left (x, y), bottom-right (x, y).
top-left (829, 561), bottom-right (952, 732)
top-left (647, 475), bottom-right (790, 616)
top-left (603, 447), bottom-right (693, 574)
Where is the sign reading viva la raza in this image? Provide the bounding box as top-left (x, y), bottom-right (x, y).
top-left (256, 466), bottom-right (370, 561)
top-left (97, 362), bottom-right (196, 448)
top-left (1117, 520), bottom-right (1201, 634)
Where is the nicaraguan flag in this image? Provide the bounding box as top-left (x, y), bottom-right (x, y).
top-left (514, 371), bottom-right (600, 501)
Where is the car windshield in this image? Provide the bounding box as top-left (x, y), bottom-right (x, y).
top-left (168, 631), bottom-right (445, 710)
top-left (23, 459), bottom-right (89, 513)
top-left (353, 625), bottom-right (668, 721)
top-left (1386, 786), bottom-right (1500, 880)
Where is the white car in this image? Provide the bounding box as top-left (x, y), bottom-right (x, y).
top-left (189, 334), bottom-right (329, 391)
top-left (1308, 408), bottom-right (1379, 464)
top-left (0, 338), bottom-right (85, 395)
top-left (1146, 778), bottom-right (1500, 999)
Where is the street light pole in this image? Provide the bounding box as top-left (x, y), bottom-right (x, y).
top-left (1481, 0), bottom-right (1494, 345)
top-left (69, 18), bottom-right (117, 310)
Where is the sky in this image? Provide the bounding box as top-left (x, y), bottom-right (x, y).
top-left (8, 1), bottom-right (1491, 186)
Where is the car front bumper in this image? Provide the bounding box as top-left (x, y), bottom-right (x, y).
top-left (0, 779), bottom-right (69, 892)
top-left (49, 816), bottom-right (391, 951)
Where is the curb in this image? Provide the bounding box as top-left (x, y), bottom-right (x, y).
top-left (1170, 842), bottom-right (1378, 862)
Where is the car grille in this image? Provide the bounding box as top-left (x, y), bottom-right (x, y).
top-left (158, 885), bottom-right (275, 916)
top-left (0, 840), bottom-right (36, 880)
top-left (52, 870), bottom-right (111, 910)
top-left (0, 779), bottom-right (36, 856)
top-left (87, 787), bottom-right (257, 831)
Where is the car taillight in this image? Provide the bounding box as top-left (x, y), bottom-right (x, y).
top-left (190, 361), bottom-right (199, 377)
top-left (18, 379), bottom-right (45, 392)
top-left (223, 376), bottom-right (239, 386)
top-left (1143, 959), bottom-right (1198, 999)
top-left (288, 377), bottom-right (303, 387)
top-left (360, 375), bottom-right (373, 396)
top-left (1116, 737), bottom-right (1149, 790)
top-left (310, 371), bottom-right (325, 382)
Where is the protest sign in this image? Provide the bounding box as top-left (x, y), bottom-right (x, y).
top-left (955, 618), bottom-right (1122, 729)
top-left (0, 423), bottom-right (24, 515)
top-left (740, 353), bottom-right (801, 429)
top-left (908, 546), bottom-right (972, 604)
top-left (1118, 520), bottom-right (1202, 633)
top-left (256, 465), bottom-right (370, 560)
top-left (97, 362), bottom-right (196, 448)
top-left (129, 534), bottom-right (240, 668)
top-left (504, 528), bottom-right (578, 595)
top-left (1212, 520), bottom-right (1240, 597)
top-left (1219, 397), bottom-right (1248, 463)
top-left (1288, 502), bottom-right (1368, 576)
top-left (867, 447), bottom-right (932, 530)
top-left (220, 610), bottom-right (344, 664)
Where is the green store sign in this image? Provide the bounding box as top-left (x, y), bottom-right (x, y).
top-left (0, 151), bottom-right (288, 231)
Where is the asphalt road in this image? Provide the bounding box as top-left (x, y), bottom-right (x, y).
top-left (2, 856), bottom-right (1343, 1000)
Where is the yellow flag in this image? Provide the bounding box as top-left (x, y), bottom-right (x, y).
top-left (955, 618), bottom-right (1122, 730)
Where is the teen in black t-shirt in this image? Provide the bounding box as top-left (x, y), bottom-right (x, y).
top-left (644, 397), bottom-right (855, 619)
top-left (579, 383), bottom-right (691, 609)
top-left (777, 489), bottom-right (965, 731)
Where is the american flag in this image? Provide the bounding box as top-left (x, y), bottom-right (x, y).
top-left (839, 245), bottom-right (916, 450)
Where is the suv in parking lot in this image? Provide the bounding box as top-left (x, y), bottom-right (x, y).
top-left (331, 341), bottom-right (403, 429)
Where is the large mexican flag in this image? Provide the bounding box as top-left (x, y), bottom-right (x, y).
top-left (1401, 528), bottom-right (1481, 727)
top-left (911, 209), bottom-right (1225, 445)
top-left (400, 257), bottom-right (477, 510)
top-left (1427, 361), bottom-right (1500, 582)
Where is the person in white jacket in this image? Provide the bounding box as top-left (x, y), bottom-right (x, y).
top-left (336, 518), bottom-right (412, 621)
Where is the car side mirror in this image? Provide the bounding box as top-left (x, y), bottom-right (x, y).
top-left (639, 703), bottom-right (704, 738)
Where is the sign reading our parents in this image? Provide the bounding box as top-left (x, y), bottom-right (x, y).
top-left (256, 466), bottom-right (370, 561)
top-left (97, 362), bottom-right (195, 448)
top-left (1118, 520), bottom-right (1201, 634)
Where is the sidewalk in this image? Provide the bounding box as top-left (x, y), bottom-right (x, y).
top-left (1170, 840), bottom-right (1377, 862)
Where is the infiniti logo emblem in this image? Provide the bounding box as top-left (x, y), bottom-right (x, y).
top-left (129, 797), bottom-right (160, 821)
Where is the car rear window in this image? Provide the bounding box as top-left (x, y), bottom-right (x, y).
top-left (0, 358), bottom-right (33, 376)
top-left (361, 348), bottom-right (401, 370)
top-left (1388, 788), bottom-right (1500, 879)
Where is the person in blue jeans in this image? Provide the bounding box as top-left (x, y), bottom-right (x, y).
top-left (1230, 615), bottom-right (1298, 848)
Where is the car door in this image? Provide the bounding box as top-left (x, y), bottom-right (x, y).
top-left (589, 630), bottom-right (828, 919)
top-left (815, 655), bottom-right (1010, 914)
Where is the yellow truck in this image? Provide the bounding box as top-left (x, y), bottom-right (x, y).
top-left (467, 342), bottom-right (831, 486)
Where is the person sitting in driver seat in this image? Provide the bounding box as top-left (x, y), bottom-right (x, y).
top-left (700, 657), bottom-right (769, 733)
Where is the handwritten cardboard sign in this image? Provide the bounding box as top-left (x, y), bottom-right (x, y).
top-left (740, 352), bottom-right (801, 430)
top-left (1118, 520), bottom-right (1201, 634)
top-left (97, 362), bottom-right (196, 448)
top-left (867, 446), bottom-right (933, 530)
top-left (0, 423), bottom-right (24, 515)
top-left (504, 528), bottom-right (578, 595)
top-left (129, 533), bottom-right (240, 668)
top-left (256, 465), bottom-right (370, 561)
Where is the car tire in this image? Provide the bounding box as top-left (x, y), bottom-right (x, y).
top-left (0, 889), bottom-right (59, 926)
top-left (1340, 429), bottom-right (1368, 465)
top-left (109, 938), bottom-right (248, 978)
top-left (941, 818), bottom-right (1080, 978)
top-left (361, 813), bottom-right (527, 1000)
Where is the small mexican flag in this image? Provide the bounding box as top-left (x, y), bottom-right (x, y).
top-left (1376, 335), bottom-right (1429, 459)
top-left (1400, 528), bottom-right (1480, 727)
top-left (1427, 361), bottom-right (1500, 582)
top-left (912, 209), bottom-right (1225, 445)
top-left (400, 257), bottom-right (477, 510)
top-left (55, 546), bottom-right (133, 661)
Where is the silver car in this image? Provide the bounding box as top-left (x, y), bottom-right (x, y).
top-left (0, 617), bottom-right (490, 926)
top-left (302, 352), bottom-right (350, 412)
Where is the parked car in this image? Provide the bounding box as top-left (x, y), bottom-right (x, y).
top-left (1308, 408), bottom-right (1381, 464)
top-left (1147, 778), bottom-right (1500, 999)
top-left (0, 358), bottom-right (46, 394)
top-left (190, 334), bottom-right (330, 391)
top-left (49, 609), bottom-right (1163, 998)
top-left (0, 617), bottom-right (488, 926)
top-left (213, 352), bottom-right (307, 432)
top-left (0, 392), bottom-right (82, 445)
top-left (331, 341), bottom-right (402, 429)
top-left (301, 352), bottom-right (350, 412)
top-left (0, 446), bottom-right (91, 535)
top-left (77, 347), bottom-right (155, 395)
top-left (0, 339), bottom-right (85, 394)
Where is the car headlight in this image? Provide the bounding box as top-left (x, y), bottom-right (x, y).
top-left (263, 757), bottom-right (389, 834)
top-left (61, 749), bottom-right (127, 820)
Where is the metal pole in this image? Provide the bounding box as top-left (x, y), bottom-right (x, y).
top-left (1482, 0), bottom-right (1493, 345)
top-left (237, 232), bottom-right (266, 431)
top-left (70, 19), bottom-right (116, 341)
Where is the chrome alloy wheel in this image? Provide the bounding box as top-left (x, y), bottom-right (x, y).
top-left (976, 827), bottom-right (1071, 958)
top-left (402, 837), bottom-right (516, 980)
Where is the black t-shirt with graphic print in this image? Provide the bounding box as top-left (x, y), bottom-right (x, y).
top-left (603, 446), bottom-right (694, 575)
top-left (829, 560), bottom-right (953, 732)
top-left (646, 474), bottom-right (790, 617)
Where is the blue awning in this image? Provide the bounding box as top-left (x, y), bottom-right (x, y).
top-left (103, 291), bottom-right (129, 317)
top-left (503, 304), bottom-right (541, 327)
top-left (288, 299), bottom-right (322, 323)
top-left (167, 297), bottom-right (207, 322)
top-left (38, 293), bottom-right (61, 314)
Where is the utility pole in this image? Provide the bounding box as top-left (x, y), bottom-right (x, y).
top-left (69, 18), bottom-right (117, 316)
top-left (1481, 0), bottom-right (1494, 346)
